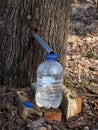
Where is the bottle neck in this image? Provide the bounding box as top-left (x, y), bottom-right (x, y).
top-left (46, 58), bottom-right (57, 61)
top-left (46, 54), bottom-right (60, 61)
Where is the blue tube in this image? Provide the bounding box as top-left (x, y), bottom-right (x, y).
top-left (33, 33), bottom-right (54, 54)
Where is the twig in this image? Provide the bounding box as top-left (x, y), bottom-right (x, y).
top-left (81, 94), bottom-right (98, 97)
top-left (84, 86), bottom-right (98, 95)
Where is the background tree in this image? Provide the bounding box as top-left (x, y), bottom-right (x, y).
top-left (0, 0), bottom-right (71, 88)
top-left (97, 0), bottom-right (98, 11)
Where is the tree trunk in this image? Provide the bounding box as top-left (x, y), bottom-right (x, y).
top-left (97, 0), bottom-right (98, 11)
top-left (0, 0), bottom-right (71, 88)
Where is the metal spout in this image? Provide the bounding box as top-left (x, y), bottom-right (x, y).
top-left (33, 33), bottom-right (54, 54)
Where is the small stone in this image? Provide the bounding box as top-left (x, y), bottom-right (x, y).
top-left (42, 108), bottom-right (62, 122)
top-left (61, 86), bottom-right (82, 119)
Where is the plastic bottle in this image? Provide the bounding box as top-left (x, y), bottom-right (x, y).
top-left (35, 54), bottom-right (63, 109)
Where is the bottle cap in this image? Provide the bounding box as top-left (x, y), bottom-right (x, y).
top-left (46, 54), bottom-right (60, 61)
top-left (23, 101), bottom-right (33, 108)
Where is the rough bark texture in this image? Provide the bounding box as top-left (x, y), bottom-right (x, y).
top-left (97, 0), bottom-right (98, 11)
top-left (0, 0), bottom-right (71, 88)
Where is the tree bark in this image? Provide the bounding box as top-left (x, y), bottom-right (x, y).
top-left (0, 0), bottom-right (71, 88)
top-left (97, 0), bottom-right (98, 11)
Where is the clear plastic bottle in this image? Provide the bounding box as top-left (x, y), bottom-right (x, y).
top-left (35, 54), bottom-right (63, 109)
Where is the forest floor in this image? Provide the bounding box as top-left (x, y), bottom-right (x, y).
top-left (65, 1), bottom-right (98, 129)
top-left (0, 1), bottom-right (98, 130)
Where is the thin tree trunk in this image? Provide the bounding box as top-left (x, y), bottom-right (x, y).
top-left (0, 0), bottom-right (71, 88)
top-left (97, 0), bottom-right (98, 11)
